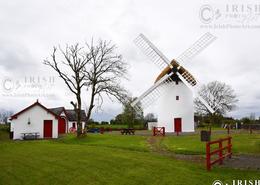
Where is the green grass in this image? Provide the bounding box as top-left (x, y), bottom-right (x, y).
top-left (92, 124), bottom-right (144, 129)
top-left (0, 130), bottom-right (260, 185)
top-left (162, 131), bottom-right (260, 155)
top-left (55, 133), bottom-right (149, 152)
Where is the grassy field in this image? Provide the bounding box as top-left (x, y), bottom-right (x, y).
top-left (0, 128), bottom-right (260, 185)
top-left (90, 124), bottom-right (144, 129)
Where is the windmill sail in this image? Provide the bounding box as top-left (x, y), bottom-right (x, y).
top-left (131, 74), bottom-right (173, 109)
top-left (134, 34), bottom-right (170, 70)
top-left (132, 33), bottom-right (218, 114)
top-left (175, 32), bottom-right (216, 65)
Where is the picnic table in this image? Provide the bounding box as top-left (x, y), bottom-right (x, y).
top-left (21, 132), bottom-right (40, 140)
top-left (121, 128), bottom-right (135, 135)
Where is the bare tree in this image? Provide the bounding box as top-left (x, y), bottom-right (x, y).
top-left (194, 81), bottom-right (238, 115)
top-left (0, 109), bottom-right (13, 124)
top-left (44, 44), bottom-right (90, 137)
top-left (84, 40), bottom-right (128, 130)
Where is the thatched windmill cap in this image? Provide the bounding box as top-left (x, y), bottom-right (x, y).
top-left (155, 59), bottom-right (197, 86)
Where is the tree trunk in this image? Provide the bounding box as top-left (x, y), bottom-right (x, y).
top-left (76, 94), bottom-right (82, 137)
top-left (84, 84), bottom-right (95, 130)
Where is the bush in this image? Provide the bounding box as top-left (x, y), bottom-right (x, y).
top-left (100, 121), bottom-right (109, 125)
top-left (0, 124), bottom-right (10, 132)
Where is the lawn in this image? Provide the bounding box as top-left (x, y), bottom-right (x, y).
top-left (0, 129), bottom-right (260, 185)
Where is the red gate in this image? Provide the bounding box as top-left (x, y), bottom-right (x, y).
top-left (153, 127), bottom-right (165, 136)
top-left (206, 136), bottom-right (232, 171)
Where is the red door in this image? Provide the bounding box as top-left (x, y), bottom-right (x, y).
top-left (58, 118), bottom-right (66, 134)
top-left (44, 120), bottom-right (53, 138)
top-left (174, 118), bottom-right (182, 133)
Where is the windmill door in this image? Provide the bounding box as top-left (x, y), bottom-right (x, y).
top-left (174, 118), bottom-right (182, 133)
top-left (44, 120), bottom-right (53, 138)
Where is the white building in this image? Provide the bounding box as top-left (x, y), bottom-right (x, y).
top-left (156, 81), bottom-right (194, 133)
top-left (10, 100), bottom-right (87, 140)
top-left (154, 63), bottom-right (195, 133)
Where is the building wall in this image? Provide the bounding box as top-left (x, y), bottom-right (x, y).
top-left (11, 105), bottom-right (58, 140)
top-left (148, 122), bottom-right (158, 130)
top-left (156, 81), bottom-right (194, 132)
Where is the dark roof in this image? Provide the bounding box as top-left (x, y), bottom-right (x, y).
top-left (10, 101), bottom-right (59, 120)
top-left (49, 107), bottom-right (65, 115)
top-left (65, 109), bottom-right (87, 122)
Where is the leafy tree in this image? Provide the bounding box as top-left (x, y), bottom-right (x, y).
top-left (112, 97), bottom-right (144, 128)
top-left (144, 113), bottom-right (157, 122)
top-left (121, 97), bottom-right (144, 128)
top-left (101, 121), bottom-right (109, 125)
top-left (241, 117), bottom-right (251, 125)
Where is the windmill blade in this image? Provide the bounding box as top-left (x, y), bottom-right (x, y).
top-left (134, 33), bottom-right (171, 70)
top-left (131, 73), bottom-right (173, 109)
top-left (175, 32), bottom-right (216, 65)
top-left (196, 94), bottom-right (215, 114)
top-left (176, 72), bottom-right (218, 113)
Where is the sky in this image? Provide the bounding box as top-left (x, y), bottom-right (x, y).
top-left (1, 0), bottom-right (260, 121)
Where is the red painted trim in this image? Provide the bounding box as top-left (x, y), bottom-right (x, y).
top-left (10, 101), bottom-right (59, 120)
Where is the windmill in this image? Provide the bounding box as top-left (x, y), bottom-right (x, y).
top-left (131, 32), bottom-right (218, 133)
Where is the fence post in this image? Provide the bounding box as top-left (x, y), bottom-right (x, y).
top-left (227, 125), bottom-right (230, 135)
top-left (206, 142), bottom-right (211, 171)
top-left (228, 137), bottom-right (232, 158)
top-left (250, 126), bottom-right (252, 134)
top-left (219, 139), bottom-right (223, 164)
top-left (153, 127), bottom-right (155, 136)
top-left (163, 127), bottom-right (165, 136)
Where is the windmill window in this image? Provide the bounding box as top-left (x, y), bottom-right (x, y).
top-left (175, 81), bottom-right (178, 85)
top-left (176, 96), bottom-right (179, 100)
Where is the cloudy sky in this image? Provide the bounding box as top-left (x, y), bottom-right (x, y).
top-left (1, 0), bottom-right (260, 121)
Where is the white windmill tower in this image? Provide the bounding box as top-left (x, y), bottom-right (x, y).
top-left (131, 33), bottom-right (218, 133)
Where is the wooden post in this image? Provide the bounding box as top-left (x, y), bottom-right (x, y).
top-left (162, 127), bottom-right (165, 136)
top-left (228, 137), bottom-right (232, 158)
top-left (153, 127), bottom-right (155, 136)
top-left (206, 142), bottom-right (211, 171)
top-left (219, 139), bottom-right (223, 164)
top-left (227, 125), bottom-right (230, 135)
top-left (250, 125), bottom-right (252, 134)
